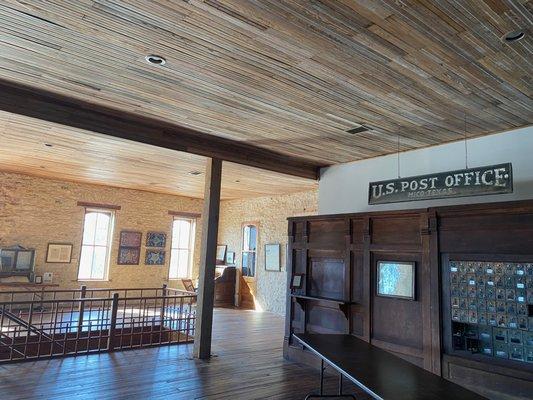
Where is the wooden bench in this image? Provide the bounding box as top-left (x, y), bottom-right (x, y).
top-left (293, 334), bottom-right (487, 400)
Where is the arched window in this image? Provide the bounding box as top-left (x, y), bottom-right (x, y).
top-left (78, 209), bottom-right (114, 280)
top-left (241, 224), bottom-right (257, 277)
top-left (169, 217), bottom-right (196, 279)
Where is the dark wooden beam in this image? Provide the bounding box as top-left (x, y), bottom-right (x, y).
top-left (0, 79), bottom-right (320, 180)
top-left (193, 158), bottom-right (222, 359)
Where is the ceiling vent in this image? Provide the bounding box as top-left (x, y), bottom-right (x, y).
top-left (346, 125), bottom-right (370, 134)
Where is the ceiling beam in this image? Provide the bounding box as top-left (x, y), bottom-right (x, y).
top-left (0, 79), bottom-right (321, 180)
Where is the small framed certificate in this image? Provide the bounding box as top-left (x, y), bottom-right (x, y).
top-left (46, 243), bottom-right (73, 263)
top-left (291, 273), bottom-right (304, 289)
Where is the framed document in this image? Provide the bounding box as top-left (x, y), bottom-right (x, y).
top-left (46, 243), bottom-right (73, 263)
top-left (291, 273), bottom-right (304, 289)
top-left (377, 261), bottom-right (415, 300)
top-left (265, 244), bottom-right (281, 271)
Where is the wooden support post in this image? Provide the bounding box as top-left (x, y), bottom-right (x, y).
top-left (193, 158), bottom-right (222, 359)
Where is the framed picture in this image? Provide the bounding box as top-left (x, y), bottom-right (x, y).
top-left (146, 232), bottom-right (167, 248)
top-left (226, 251), bottom-right (235, 265)
top-left (216, 245), bottom-right (227, 264)
top-left (145, 250), bottom-right (165, 265)
top-left (43, 272), bottom-right (53, 283)
top-left (291, 273), bottom-right (304, 289)
top-left (46, 243), bottom-right (73, 263)
top-left (119, 231), bottom-right (142, 247)
top-left (265, 244), bottom-right (281, 271)
top-left (0, 246), bottom-right (35, 278)
top-left (117, 247), bottom-right (141, 265)
top-left (34, 275), bottom-right (43, 284)
top-left (376, 261), bottom-right (416, 300)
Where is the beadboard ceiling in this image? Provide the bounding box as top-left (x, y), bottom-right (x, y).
top-left (0, 0), bottom-right (531, 167)
top-left (0, 111), bottom-right (317, 200)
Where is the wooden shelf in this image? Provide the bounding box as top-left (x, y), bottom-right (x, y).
top-left (290, 294), bottom-right (353, 305)
top-left (290, 294), bottom-right (355, 319)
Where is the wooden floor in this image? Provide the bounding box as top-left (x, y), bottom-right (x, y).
top-left (0, 308), bottom-right (367, 400)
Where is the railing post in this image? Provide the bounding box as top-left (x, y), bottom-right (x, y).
top-left (77, 285), bottom-right (86, 334)
top-left (160, 284), bottom-right (167, 329)
top-left (107, 293), bottom-right (119, 351)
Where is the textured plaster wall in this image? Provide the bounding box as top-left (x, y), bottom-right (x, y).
top-left (0, 172), bottom-right (204, 289)
top-left (218, 190), bottom-right (318, 315)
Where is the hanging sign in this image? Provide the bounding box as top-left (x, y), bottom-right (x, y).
top-left (368, 163), bottom-right (513, 205)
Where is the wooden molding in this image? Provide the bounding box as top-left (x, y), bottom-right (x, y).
top-left (168, 211), bottom-right (201, 219)
top-left (77, 201), bottom-right (121, 210)
top-left (0, 79), bottom-right (321, 180)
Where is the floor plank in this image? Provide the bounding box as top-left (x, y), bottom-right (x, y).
top-left (0, 308), bottom-right (368, 399)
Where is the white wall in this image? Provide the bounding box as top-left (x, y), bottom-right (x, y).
top-left (319, 126), bottom-right (533, 214)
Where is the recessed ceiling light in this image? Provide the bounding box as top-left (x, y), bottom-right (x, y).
top-left (188, 170), bottom-right (203, 176)
top-left (44, 143), bottom-right (53, 147)
top-left (145, 55), bottom-right (166, 66)
top-left (502, 30), bottom-right (525, 43)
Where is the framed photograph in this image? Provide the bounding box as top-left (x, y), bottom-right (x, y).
top-left (119, 231), bottom-right (142, 247)
top-left (291, 273), bottom-right (304, 289)
top-left (146, 232), bottom-right (167, 248)
top-left (117, 247), bottom-right (141, 265)
top-left (226, 251), bottom-right (235, 265)
top-left (265, 244), bottom-right (281, 271)
top-left (376, 261), bottom-right (416, 300)
top-left (46, 243), bottom-right (73, 263)
top-left (145, 250), bottom-right (166, 265)
top-left (34, 275), bottom-right (43, 284)
top-left (216, 245), bottom-right (227, 264)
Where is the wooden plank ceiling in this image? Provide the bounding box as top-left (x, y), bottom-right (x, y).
top-left (0, 111), bottom-right (317, 200)
top-left (0, 0), bottom-right (531, 197)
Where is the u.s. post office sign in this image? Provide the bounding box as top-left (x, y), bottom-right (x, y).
top-left (368, 163), bottom-right (513, 205)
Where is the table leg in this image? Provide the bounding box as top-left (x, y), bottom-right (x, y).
top-left (320, 359), bottom-right (325, 395)
top-left (304, 359), bottom-right (357, 400)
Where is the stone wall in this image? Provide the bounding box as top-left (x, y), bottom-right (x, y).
top-left (0, 172), bottom-right (204, 289)
top-left (218, 191), bottom-right (318, 315)
top-left (0, 172), bottom-right (318, 315)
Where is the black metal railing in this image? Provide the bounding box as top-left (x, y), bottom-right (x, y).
top-left (0, 286), bottom-right (196, 362)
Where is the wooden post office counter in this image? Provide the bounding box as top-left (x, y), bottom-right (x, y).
top-left (284, 200), bottom-right (533, 400)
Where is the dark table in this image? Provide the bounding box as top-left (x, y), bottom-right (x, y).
top-left (293, 334), bottom-right (487, 400)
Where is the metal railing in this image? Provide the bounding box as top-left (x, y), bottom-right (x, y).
top-left (0, 285), bottom-right (196, 362)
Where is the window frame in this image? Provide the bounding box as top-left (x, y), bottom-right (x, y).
top-left (168, 216), bottom-right (196, 279)
top-left (77, 207), bottom-right (115, 281)
top-left (241, 222), bottom-right (258, 278)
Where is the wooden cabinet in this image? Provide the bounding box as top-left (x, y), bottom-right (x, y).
top-left (284, 200), bottom-right (533, 400)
